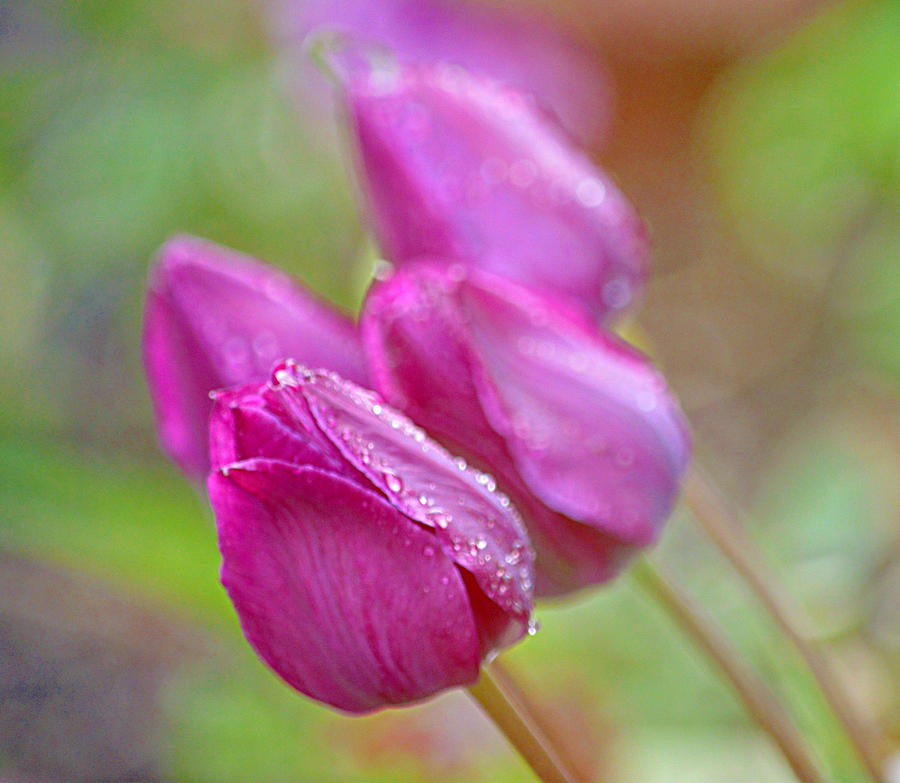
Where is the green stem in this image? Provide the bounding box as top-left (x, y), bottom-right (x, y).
top-left (468, 663), bottom-right (580, 783)
top-left (633, 557), bottom-right (827, 783)
top-left (486, 659), bottom-right (597, 782)
top-left (685, 466), bottom-right (884, 781)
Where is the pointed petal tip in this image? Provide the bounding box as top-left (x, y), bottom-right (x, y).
top-left (305, 28), bottom-right (402, 91)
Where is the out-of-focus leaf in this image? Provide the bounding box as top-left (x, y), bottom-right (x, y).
top-left (708, 0), bottom-right (900, 285)
top-left (0, 434), bottom-right (232, 630)
top-left (832, 211), bottom-right (900, 380)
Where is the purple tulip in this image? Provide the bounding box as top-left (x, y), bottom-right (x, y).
top-left (266, 0), bottom-right (611, 146)
top-left (360, 261), bottom-right (691, 596)
top-left (341, 58), bottom-right (648, 321)
top-left (208, 360), bottom-right (534, 712)
top-left (142, 235), bottom-right (367, 479)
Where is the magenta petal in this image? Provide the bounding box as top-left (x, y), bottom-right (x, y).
top-left (362, 263), bottom-right (691, 594)
top-left (142, 235), bottom-right (368, 478)
top-left (208, 384), bottom-right (349, 478)
top-left (209, 459), bottom-right (482, 713)
top-left (360, 262), bottom-right (513, 473)
top-left (345, 61), bottom-right (648, 319)
top-left (508, 493), bottom-right (641, 598)
top-left (459, 272), bottom-right (691, 547)
top-left (266, 362), bottom-right (533, 640)
top-left (266, 0), bottom-right (611, 145)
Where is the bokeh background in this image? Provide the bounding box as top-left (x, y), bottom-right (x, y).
top-left (1, 0), bottom-right (899, 780)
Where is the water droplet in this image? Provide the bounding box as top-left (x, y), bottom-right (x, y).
top-left (263, 273), bottom-right (292, 303)
top-left (222, 336), bottom-right (249, 366)
top-left (383, 471), bottom-right (403, 493)
top-left (602, 277), bottom-right (632, 310)
top-left (615, 448), bottom-right (635, 469)
top-left (480, 156), bottom-right (507, 185)
top-left (423, 545), bottom-right (435, 557)
top-left (251, 331), bottom-right (279, 362)
top-left (475, 538), bottom-right (487, 550)
top-left (273, 368), bottom-right (297, 387)
top-left (527, 618), bottom-right (540, 636)
top-left (576, 177), bottom-right (606, 208)
top-left (509, 158), bottom-right (538, 189)
top-left (636, 390), bottom-right (657, 412)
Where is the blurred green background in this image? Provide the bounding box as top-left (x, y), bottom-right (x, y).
top-left (1, 1), bottom-right (898, 781)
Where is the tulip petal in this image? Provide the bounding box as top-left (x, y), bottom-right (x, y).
top-left (458, 272), bottom-right (691, 546)
top-left (267, 0), bottom-right (611, 145)
top-left (508, 492), bottom-right (640, 597)
top-left (361, 263), bottom-right (691, 592)
top-left (208, 383), bottom-right (350, 478)
top-left (209, 459), bottom-right (482, 713)
top-left (345, 61), bottom-right (647, 318)
top-left (265, 362), bottom-right (533, 643)
top-left (142, 235), bottom-right (368, 477)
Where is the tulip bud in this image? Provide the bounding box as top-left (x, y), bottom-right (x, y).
top-left (142, 235), bottom-right (367, 478)
top-left (361, 261), bottom-right (691, 596)
top-left (342, 59), bottom-right (648, 319)
top-left (267, 0), bottom-right (612, 145)
top-left (208, 361), bottom-right (535, 713)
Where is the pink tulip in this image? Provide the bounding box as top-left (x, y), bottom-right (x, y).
top-left (142, 235), bottom-right (367, 478)
top-left (342, 58), bottom-right (648, 320)
top-left (361, 261), bottom-right (691, 596)
top-left (208, 361), bottom-right (534, 712)
top-left (266, 0), bottom-right (611, 146)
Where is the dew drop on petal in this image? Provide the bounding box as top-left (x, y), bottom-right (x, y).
top-left (636, 390), bottom-right (658, 412)
top-left (383, 471), bottom-right (403, 493)
top-left (509, 158), bottom-right (538, 189)
top-left (602, 276), bottom-right (632, 310)
top-left (576, 177), bottom-right (607, 208)
top-left (614, 448), bottom-right (635, 469)
top-left (480, 156), bottom-right (508, 185)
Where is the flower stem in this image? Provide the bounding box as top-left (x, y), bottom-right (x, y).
top-left (632, 557), bottom-right (827, 783)
top-left (685, 465), bottom-right (884, 781)
top-left (486, 659), bottom-right (596, 782)
top-left (468, 663), bottom-right (580, 783)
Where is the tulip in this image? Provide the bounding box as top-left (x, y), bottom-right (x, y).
top-left (341, 58), bottom-right (648, 320)
top-left (265, 0), bottom-right (611, 146)
top-left (208, 360), bottom-right (534, 712)
top-left (142, 235), bottom-right (367, 479)
top-left (360, 261), bottom-right (691, 596)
